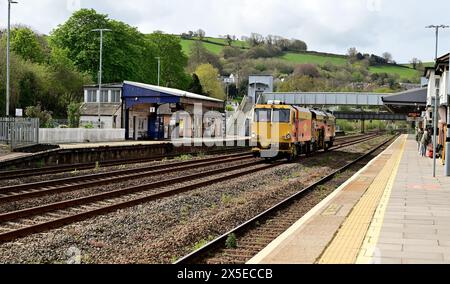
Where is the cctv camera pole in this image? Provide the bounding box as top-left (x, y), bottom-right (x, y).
top-left (6, 0), bottom-right (18, 117)
top-left (92, 28), bottom-right (111, 129)
top-left (155, 57), bottom-right (161, 86)
top-left (427, 25), bottom-right (449, 177)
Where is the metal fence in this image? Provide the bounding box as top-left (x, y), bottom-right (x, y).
top-left (0, 118), bottom-right (40, 149)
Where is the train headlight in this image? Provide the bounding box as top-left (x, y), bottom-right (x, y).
top-left (285, 133), bottom-right (292, 140)
top-left (251, 132), bottom-right (257, 139)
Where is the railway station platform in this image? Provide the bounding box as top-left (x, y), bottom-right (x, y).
top-left (58, 136), bottom-right (249, 150)
top-left (249, 135), bottom-right (450, 264)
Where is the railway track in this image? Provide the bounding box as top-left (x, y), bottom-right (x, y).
top-left (0, 134), bottom-right (374, 181)
top-left (0, 147), bottom-right (250, 180)
top-left (0, 133), bottom-right (382, 243)
top-left (0, 133), bottom-right (377, 204)
top-left (175, 134), bottom-right (398, 264)
top-left (0, 152), bottom-right (255, 204)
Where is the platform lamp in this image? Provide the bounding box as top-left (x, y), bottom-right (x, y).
top-left (92, 28), bottom-right (112, 129)
top-left (6, 0), bottom-right (18, 117)
top-left (426, 24), bottom-right (449, 178)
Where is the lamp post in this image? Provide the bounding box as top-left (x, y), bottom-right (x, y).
top-left (426, 25), bottom-right (449, 178)
top-left (6, 0), bottom-right (18, 117)
top-left (155, 57), bottom-right (161, 86)
top-left (92, 28), bottom-right (112, 129)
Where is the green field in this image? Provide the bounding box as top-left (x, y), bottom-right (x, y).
top-left (280, 52), bottom-right (347, 65)
top-left (369, 65), bottom-right (420, 80)
top-left (203, 37), bottom-right (249, 49)
top-left (401, 62), bottom-right (434, 69)
top-left (179, 37), bottom-right (249, 55)
top-left (180, 39), bottom-right (224, 55)
top-left (178, 36), bottom-right (421, 81)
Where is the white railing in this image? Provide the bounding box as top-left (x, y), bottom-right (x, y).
top-left (0, 117), bottom-right (40, 149)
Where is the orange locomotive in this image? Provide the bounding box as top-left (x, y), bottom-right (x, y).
top-left (251, 101), bottom-right (336, 161)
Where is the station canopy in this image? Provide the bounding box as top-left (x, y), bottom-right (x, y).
top-left (382, 87), bottom-right (427, 114)
top-left (122, 81), bottom-right (224, 110)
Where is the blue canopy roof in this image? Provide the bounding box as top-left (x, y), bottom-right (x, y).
top-left (123, 81), bottom-right (223, 109)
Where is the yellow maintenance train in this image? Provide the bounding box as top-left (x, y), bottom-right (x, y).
top-left (251, 101), bottom-right (336, 161)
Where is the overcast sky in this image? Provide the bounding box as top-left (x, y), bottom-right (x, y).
top-left (0, 0), bottom-right (448, 63)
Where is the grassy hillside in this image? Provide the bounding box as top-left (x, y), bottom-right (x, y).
top-left (180, 37), bottom-right (249, 55)
top-left (369, 65), bottom-right (419, 80)
top-left (281, 52), bottom-right (347, 65)
top-left (401, 62), bottom-right (434, 69)
top-left (179, 36), bottom-right (421, 81)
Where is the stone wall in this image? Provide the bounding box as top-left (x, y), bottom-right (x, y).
top-left (39, 129), bottom-right (126, 144)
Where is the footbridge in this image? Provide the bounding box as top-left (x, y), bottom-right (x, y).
top-left (261, 92), bottom-right (388, 106)
top-left (333, 112), bottom-right (407, 121)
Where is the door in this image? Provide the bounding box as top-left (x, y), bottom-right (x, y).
top-left (149, 114), bottom-right (164, 140)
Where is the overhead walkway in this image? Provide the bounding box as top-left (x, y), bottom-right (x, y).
top-left (334, 112), bottom-right (407, 121)
top-left (262, 92), bottom-right (388, 106)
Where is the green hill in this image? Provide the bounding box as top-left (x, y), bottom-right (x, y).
top-left (281, 52), bottom-right (347, 65)
top-left (179, 36), bottom-right (421, 81)
top-left (180, 37), bottom-right (249, 55)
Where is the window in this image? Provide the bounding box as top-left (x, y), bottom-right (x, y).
top-left (255, 109), bottom-right (271, 122)
top-left (111, 90), bottom-right (121, 103)
top-left (87, 90), bottom-right (97, 103)
top-left (272, 109), bottom-right (291, 123)
top-left (100, 90), bottom-right (109, 103)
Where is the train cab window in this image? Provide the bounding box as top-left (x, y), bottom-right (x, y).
top-left (272, 109), bottom-right (291, 123)
top-left (255, 109), bottom-right (271, 122)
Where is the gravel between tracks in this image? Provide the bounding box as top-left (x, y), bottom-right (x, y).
top-left (0, 136), bottom-right (389, 264)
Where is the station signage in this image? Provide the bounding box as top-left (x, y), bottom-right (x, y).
top-left (15, 109), bottom-right (23, 117)
top-left (408, 113), bottom-right (421, 118)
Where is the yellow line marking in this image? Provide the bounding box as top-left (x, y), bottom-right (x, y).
top-left (318, 136), bottom-right (407, 264)
top-left (356, 136), bottom-right (406, 264)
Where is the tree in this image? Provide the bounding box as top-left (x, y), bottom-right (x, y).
top-left (294, 64), bottom-right (320, 78)
top-left (67, 102), bottom-right (82, 128)
top-left (410, 57), bottom-right (422, 70)
top-left (146, 32), bottom-right (190, 89)
top-left (197, 29), bottom-right (206, 40)
top-left (10, 27), bottom-right (47, 63)
top-left (222, 46), bottom-right (243, 59)
top-left (278, 75), bottom-right (326, 92)
top-left (195, 64), bottom-right (226, 100)
top-left (25, 104), bottom-right (53, 128)
top-left (0, 38), bottom-right (90, 118)
top-left (187, 73), bottom-right (204, 95)
top-left (347, 47), bottom-right (358, 58)
top-left (50, 9), bottom-right (158, 84)
top-left (288, 39), bottom-right (307, 52)
top-left (188, 41), bottom-right (222, 72)
top-left (382, 52), bottom-right (393, 63)
top-left (226, 34), bottom-right (233, 46)
top-left (248, 33), bottom-right (264, 47)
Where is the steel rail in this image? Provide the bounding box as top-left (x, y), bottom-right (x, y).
top-left (175, 135), bottom-right (398, 264)
top-left (0, 153), bottom-right (254, 203)
top-left (0, 134), bottom-right (385, 243)
top-left (0, 147), bottom-right (250, 180)
top-left (0, 161), bottom-right (277, 242)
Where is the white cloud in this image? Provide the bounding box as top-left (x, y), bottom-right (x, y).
top-left (0, 0), bottom-right (447, 63)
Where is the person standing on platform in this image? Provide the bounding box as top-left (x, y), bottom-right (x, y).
top-left (416, 129), bottom-right (424, 153)
top-left (420, 129), bottom-right (429, 157)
